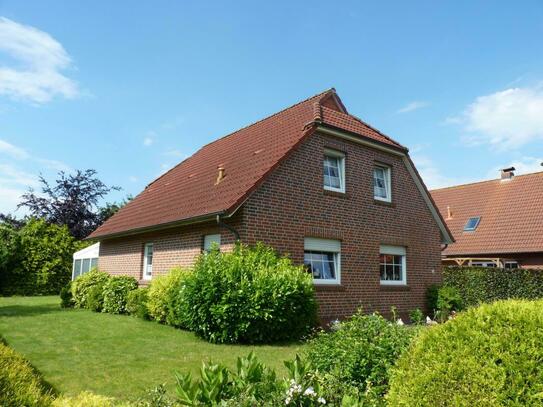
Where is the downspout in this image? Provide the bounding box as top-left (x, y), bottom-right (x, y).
top-left (216, 214), bottom-right (240, 242)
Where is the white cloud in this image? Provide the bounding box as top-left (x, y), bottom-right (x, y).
top-left (0, 138), bottom-right (29, 159)
top-left (458, 86), bottom-right (543, 149)
top-left (0, 17), bottom-right (79, 103)
top-left (486, 156), bottom-right (543, 179)
top-left (0, 163), bottom-right (39, 214)
top-left (143, 137), bottom-right (154, 147)
top-left (163, 149), bottom-right (186, 158)
top-left (412, 155), bottom-right (463, 190)
top-left (397, 101), bottom-right (429, 114)
top-left (128, 176), bottom-right (138, 183)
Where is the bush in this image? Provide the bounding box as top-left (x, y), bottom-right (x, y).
top-left (52, 391), bottom-right (131, 407)
top-left (305, 312), bottom-right (417, 404)
top-left (388, 299), bottom-right (543, 406)
top-left (59, 282), bottom-right (74, 308)
top-left (0, 338), bottom-right (54, 406)
top-left (147, 267), bottom-right (192, 327)
top-left (427, 284), bottom-right (463, 320)
top-left (443, 266), bottom-right (543, 307)
top-left (102, 276), bottom-right (138, 314)
top-left (126, 288), bottom-right (150, 319)
top-left (183, 243), bottom-right (317, 343)
top-left (72, 269), bottom-right (110, 310)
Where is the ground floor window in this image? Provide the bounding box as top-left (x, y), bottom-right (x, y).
top-left (143, 243), bottom-right (153, 280)
top-left (203, 234), bottom-right (221, 252)
top-left (504, 261), bottom-right (519, 269)
top-left (72, 257), bottom-right (98, 279)
top-left (304, 238), bottom-right (341, 285)
top-left (380, 245), bottom-right (407, 285)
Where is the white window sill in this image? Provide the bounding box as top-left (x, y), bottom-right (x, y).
top-left (313, 279), bottom-right (341, 286)
top-left (380, 281), bottom-right (407, 286)
top-left (374, 196), bottom-right (392, 203)
top-left (324, 186), bottom-right (345, 194)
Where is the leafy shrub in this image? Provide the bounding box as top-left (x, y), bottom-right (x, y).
top-left (305, 312), bottom-right (417, 403)
top-left (59, 282), bottom-right (74, 308)
top-left (102, 276), bottom-right (138, 314)
top-left (147, 267), bottom-right (192, 327)
top-left (183, 243), bottom-right (317, 343)
top-left (0, 338), bottom-right (54, 406)
top-left (52, 391), bottom-right (131, 407)
top-left (72, 269), bottom-right (110, 309)
top-left (408, 308), bottom-right (424, 325)
top-left (0, 219), bottom-right (84, 296)
top-left (388, 299), bottom-right (543, 406)
top-left (126, 288), bottom-right (150, 319)
top-left (444, 266), bottom-right (543, 307)
top-left (427, 284), bottom-right (463, 320)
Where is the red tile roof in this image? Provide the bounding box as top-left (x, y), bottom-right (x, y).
top-left (431, 171), bottom-right (543, 256)
top-left (89, 89), bottom-right (406, 239)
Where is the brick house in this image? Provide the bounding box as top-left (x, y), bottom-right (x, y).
top-left (431, 168), bottom-right (543, 269)
top-left (88, 89), bottom-right (453, 320)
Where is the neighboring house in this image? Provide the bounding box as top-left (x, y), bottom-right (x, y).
top-left (431, 168), bottom-right (543, 269)
top-left (88, 89), bottom-right (453, 320)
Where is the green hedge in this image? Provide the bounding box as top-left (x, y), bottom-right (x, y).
top-left (0, 338), bottom-right (54, 406)
top-left (126, 288), bottom-right (149, 319)
top-left (102, 276), bottom-right (138, 314)
top-left (147, 267), bottom-right (192, 326)
top-left (183, 243), bottom-right (317, 344)
top-left (444, 266), bottom-right (543, 307)
top-left (387, 299), bottom-right (543, 406)
top-left (71, 269), bottom-right (111, 310)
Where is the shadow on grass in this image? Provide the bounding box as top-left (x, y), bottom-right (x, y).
top-left (0, 304), bottom-right (62, 318)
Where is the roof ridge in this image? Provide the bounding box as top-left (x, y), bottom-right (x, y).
top-left (320, 105), bottom-right (407, 149)
top-left (145, 88), bottom-right (336, 189)
top-left (431, 170), bottom-right (543, 192)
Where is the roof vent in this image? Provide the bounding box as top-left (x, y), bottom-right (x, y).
top-left (501, 167), bottom-right (515, 181)
top-left (446, 205), bottom-right (453, 220)
top-left (215, 165), bottom-right (225, 185)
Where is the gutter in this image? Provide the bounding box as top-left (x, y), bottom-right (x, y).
top-left (216, 214), bottom-right (240, 241)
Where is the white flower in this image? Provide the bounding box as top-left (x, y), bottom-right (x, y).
top-left (396, 318), bottom-right (404, 326)
top-left (303, 386), bottom-right (316, 397)
top-left (285, 396), bottom-right (291, 404)
top-left (318, 397), bottom-right (327, 404)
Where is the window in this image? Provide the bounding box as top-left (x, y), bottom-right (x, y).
top-left (203, 234), bottom-right (221, 252)
top-left (504, 261), bottom-right (519, 269)
top-left (90, 258), bottom-right (98, 270)
top-left (323, 149), bottom-right (345, 193)
top-left (380, 245), bottom-right (407, 285)
top-left (373, 165), bottom-right (391, 202)
top-left (143, 243), bottom-right (153, 280)
top-left (82, 258), bottom-right (91, 274)
top-left (73, 259), bottom-right (82, 279)
top-left (304, 238), bottom-right (341, 285)
top-left (464, 216), bottom-right (481, 231)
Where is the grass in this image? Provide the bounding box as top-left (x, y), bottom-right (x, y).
top-left (0, 296), bottom-right (304, 400)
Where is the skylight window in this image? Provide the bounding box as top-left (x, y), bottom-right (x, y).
top-left (464, 216), bottom-right (481, 231)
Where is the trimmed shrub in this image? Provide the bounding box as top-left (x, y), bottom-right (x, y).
top-left (388, 299), bottom-right (543, 406)
top-left (305, 312), bottom-right (417, 404)
top-left (183, 243), bottom-right (317, 344)
top-left (126, 288), bottom-right (149, 319)
top-left (444, 266), bottom-right (543, 307)
top-left (147, 267), bottom-right (192, 326)
top-left (0, 339), bottom-right (54, 406)
top-left (72, 269), bottom-right (110, 310)
top-left (59, 282), bottom-right (74, 308)
top-left (102, 276), bottom-right (138, 314)
top-left (52, 391), bottom-right (131, 407)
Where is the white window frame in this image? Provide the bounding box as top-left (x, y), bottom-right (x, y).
top-left (304, 237), bottom-right (341, 285)
top-left (143, 243), bottom-right (153, 280)
top-left (203, 234), bottom-right (221, 252)
top-left (374, 165), bottom-right (392, 202)
top-left (379, 245), bottom-right (407, 286)
top-left (323, 149), bottom-right (346, 193)
top-left (464, 216), bottom-right (481, 231)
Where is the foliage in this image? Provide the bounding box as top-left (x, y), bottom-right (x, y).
top-left (408, 308), bottom-right (424, 325)
top-left (427, 284), bottom-right (463, 321)
top-left (147, 267), bottom-right (192, 327)
top-left (304, 312), bottom-right (417, 404)
top-left (443, 266), bottom-right (543, 307)
top-left (72, 269), bottom-right (110, 309)
top-left (183, 243), bottom-right (317, 343)
top-left (388, 299), bottom-right (543, 406)
top-left (98, 195), bottom-right (133, 225)
top-left (126, 288), bottom-right (150, 319)
top-left (0, 213), bottom-right (26, 229)
top-left (0, 338), bottom-right (54, 407)
top-left (52, 391), bottom-right (132, 407)
top-left (0, 218), bottom-right (84, 296)
top-left (18, 169), bottom-right (120, 239)
top-left (59, 282), bottom-right (74, 308)
top-left (102, 276), bottom-right (138, 314)
top-left (135, 385), bottom-right (178, 407)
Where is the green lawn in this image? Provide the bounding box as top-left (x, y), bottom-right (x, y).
top-left (0, 296), bottom-right (303, 400)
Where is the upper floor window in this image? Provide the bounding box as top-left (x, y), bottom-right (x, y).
top-left (203, 234), bottom-right (221, 252)
top-left (464, 216), bottom-right (481, 231)
top-left (380, 245), bottom-right (406, 285)
top-left (323, 149), bottom-right (345, 193)
top-left (143, 243), bottom-right (153, 280)
top-left (304, 237), bottom-right (341, 285)
top-left (374, 165), bottom-right (391, 202)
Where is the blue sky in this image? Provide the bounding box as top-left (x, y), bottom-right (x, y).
top-left (1, 1), bottom-right (543, 214)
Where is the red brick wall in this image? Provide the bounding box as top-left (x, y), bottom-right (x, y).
top-left (239, 131), bottom-right (443, 321)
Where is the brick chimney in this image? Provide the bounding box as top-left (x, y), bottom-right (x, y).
top-left (500, 167), bottom-right (515, 181)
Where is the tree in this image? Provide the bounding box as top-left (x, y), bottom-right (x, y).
top-left (18, 169), bottom-right (120, 240)
top-left (0, 213), bottom-right (26, 230)
top-left (98, 195), bottom-right (133, 223)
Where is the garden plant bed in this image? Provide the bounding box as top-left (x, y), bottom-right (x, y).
top-left (0, 296), bottom-right (302, 400)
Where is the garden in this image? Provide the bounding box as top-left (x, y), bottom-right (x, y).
top-left (2, 238), bottom-right (543, 406)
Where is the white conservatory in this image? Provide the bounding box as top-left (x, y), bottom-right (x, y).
top-left (72, 243), bottom-right (99, 280)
